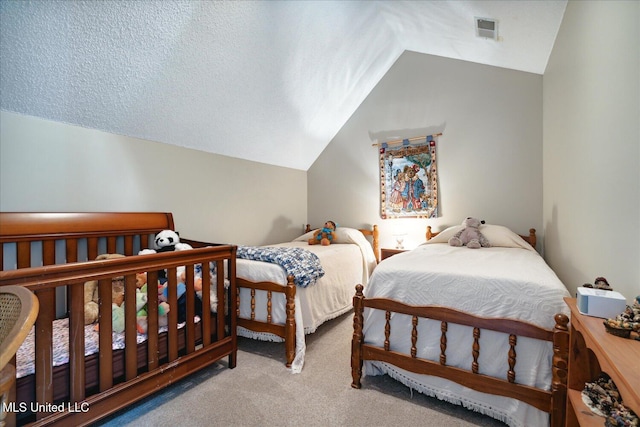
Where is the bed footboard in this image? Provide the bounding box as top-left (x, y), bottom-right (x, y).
top-left (236, 275), bottom-right (296, 367)
top-left (351, 284), bottom-right (570, 427)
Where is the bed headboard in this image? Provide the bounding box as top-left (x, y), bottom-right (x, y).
top-left (304, 224), bottom-right (380, 264)
top-left (0, 212), bottom-right (176, 270)
top-left (426, 225), bottom-right (537, 249)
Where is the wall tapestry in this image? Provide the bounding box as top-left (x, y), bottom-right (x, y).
top-left (379, 135), bottom-right (439, 219)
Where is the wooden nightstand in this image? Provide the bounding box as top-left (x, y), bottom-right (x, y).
top-left (380, 248), bottom-right (407, 261)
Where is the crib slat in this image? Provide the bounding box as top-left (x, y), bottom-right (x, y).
top-left (98, 278), bottom-right (114, 391)
top-left (141, 234), bottom-right (150, 251)
top-left (64, 238), bottom-right (77, 264)
top-left (124, 273), bottom-right (138, 381)
top-left (201, 263), bottom-right (212, 347)
top-left (69, 282), bottom-right (86, 402)
top-left (107, 236), bottom-right (116, 254)
top-left (43, 240), bottom-right (58, 316)
top-left (185, 265), bottom-right (196, 354)
top-left (17, 241), bottom-right (30, 268)
top-left (124, 235), bottom-right (133, 256)
top-left (88, 237), bottom-right (98, 261)
top-left (34, 288), bottom-right (55, 420)
top-left (147, 271), bottom-right (159, 371)
top-left (43, 240), bottom-right (55, 266)
top-left (166, 267), bottom-right (179, 361)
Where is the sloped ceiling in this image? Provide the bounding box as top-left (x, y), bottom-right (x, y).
top-left (0, 1), bottom-right (566, 171)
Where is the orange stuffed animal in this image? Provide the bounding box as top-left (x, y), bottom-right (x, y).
top-left (308, 221), bottom-right (337, 246)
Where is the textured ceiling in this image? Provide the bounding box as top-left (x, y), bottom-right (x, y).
top-left (0, 1), bottom-right (566, 170)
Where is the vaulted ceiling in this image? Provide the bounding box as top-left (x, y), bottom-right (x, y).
top-left (0, 1), bottom-right (566, 171)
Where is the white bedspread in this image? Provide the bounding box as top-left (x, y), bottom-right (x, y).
top-left (362, 243), bottom-right (570, 427)
top-left (237, 234), bottom-right (376, 373)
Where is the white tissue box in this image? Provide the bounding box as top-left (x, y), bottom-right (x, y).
top-left (576, 287), bottom-right (627, 319)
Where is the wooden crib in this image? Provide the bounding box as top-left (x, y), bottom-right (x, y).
top-left (0, 212), bottom-right (237, 426)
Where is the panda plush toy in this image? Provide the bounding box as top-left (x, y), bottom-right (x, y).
top-left (153, 230), bottom-right (193, 252)
top-left (139, 230), bottom-right (201, 323)
top-left (139, 230), bottom-right (193, 255)
top-left (138, 230), bottom-right (194, 281)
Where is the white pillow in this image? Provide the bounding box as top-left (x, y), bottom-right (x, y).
top-left (293, 227), bottom-right (362, 244)
top-left (426, 225), bottom-right (463, 244)
top-left (293, 227), bottom-right (377, 281)
top-left (293, 230), bottom-right (316, 242)
top-left (426, 224), bottom-right (535, 251)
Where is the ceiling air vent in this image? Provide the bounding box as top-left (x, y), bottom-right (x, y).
top-left (475, 17), bottom-right (498, 40)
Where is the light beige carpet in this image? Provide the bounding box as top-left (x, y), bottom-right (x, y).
top-left (97, 312), bottom-right (507, 426)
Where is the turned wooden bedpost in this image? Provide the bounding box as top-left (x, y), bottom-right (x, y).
top-left (351, 284), bottom-right (365, 389)
top-left (284, 275), bottom-right (296, 368)
top-left (551, 313), bottom-right (569, 427)
top-left (426, 225), bottom-right (433, 241)
top-left (529, 228), bottom-right (537, 250)
top-left (372, 225), bottom-right (380, 263)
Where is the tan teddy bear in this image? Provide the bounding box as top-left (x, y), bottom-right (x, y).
top-left (83, 253), bottom-right (126, 325)
top-left (308, 221), bottom-right (337, 246)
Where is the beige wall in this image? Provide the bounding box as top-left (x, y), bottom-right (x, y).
top-left (0, 111), bottom-right (307, 246)
top-left (543, 0), bottom-right (640, 303)
top-left (3, 1), bottom-right (637, 303)
top-left (308, 51), bottom-right (544, 251)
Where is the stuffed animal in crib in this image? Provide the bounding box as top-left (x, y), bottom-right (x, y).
top-left (134, 274), bottom-right (170, 333)
top-left (309, 221), bottom-right (337, 246)
top-left (109, 290), bottom-right (149, 334)
top-left (164, 269), bottom-right (202, 300)
top-left (138, 230), bottom-right (193, 255)
top-left (135, 297), bottom-right (170, 334)
top-left (84, 253), bottom-right (126, 325)
top-left (448, 217), bottom-right (491, 249)
top-left (137, 230), bottom-right (189, 282)
top-left (138, 230), bottom-right (193, 280)
top-left (180, 269), bottom-right (221, 315)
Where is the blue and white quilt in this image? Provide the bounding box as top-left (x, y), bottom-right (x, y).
top-left (236, 246), bottom-right (324, 288)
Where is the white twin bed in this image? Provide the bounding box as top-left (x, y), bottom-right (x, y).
top-left (352, 224), bottom-right (571, 427)
top-left (236, 226), bottom-right (378, 373)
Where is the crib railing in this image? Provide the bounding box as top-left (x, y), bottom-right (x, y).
top-left (0, 245), bottom-right (237, 426)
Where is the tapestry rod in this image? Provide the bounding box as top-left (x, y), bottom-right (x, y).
top-left (371, 133), bottom-right (442, 147)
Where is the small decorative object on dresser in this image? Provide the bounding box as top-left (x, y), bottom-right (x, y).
top-left (392, 232), bottom-right (406, 249)
top-left (576, 286), bottom-right (627, 319)
top-left (603, 295), bottom-right (640, 339)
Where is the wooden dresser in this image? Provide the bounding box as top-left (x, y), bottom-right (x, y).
top-left (564, 297), bottom-right (640, 426)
